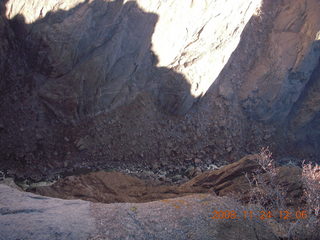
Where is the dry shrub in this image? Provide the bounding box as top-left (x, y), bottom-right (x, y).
top-left (287, 162), bottom-right (320, 240)
top-left (246, 147), bottom-right (286, 211)
top-left (245, 149), bottom-right (320, 239)
top-left (302, 161), bottom-right (320, 217)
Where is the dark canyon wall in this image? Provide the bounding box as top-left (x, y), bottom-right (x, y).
top-left (0, 0), bottom-right (320, 179)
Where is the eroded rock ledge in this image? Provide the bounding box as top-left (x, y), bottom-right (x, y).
top-left (0, 155), bottom-right (307, 240)
top-left (24, 155), bottom-right (302, 207)
top-left (1, 154), bottom-right (312, 239)
top-left (0, 184), bottom-right (279, 240)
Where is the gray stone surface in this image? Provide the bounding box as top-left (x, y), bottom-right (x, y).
top-left (0, 184), bottom-right (97, 240)
top-left (0, 184), bottom-right (279, 240)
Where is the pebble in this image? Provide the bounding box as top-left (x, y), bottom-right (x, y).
top-left (185, 166), bottom-right (202, 178)
top-left (158, 175), bottom-right (166, 181)
top-left (194, 158), bottom-right (202, 164)
top-left (143, 171), bottom-right (154, 178)
top-left (207, 164), bottom-right (218, 170)
top-left (186, 166), bottom-right (195, 177)
top-left (152, 163), bottom-right (159, 170)
top-left (194, 167), bottom-right (202, 176)
top-left (158, 170), bottom-right (166, 176)
top-left (172, 174), bottom-right (182, 182)
top-left (182, 176), bottom-right (189, 182)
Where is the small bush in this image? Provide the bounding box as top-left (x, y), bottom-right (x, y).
top-left (246, 147), bottom-right (286, 210)
top-left (302, 161), bottom-right (320, 217)
top-left (245, 148), bottom-right (320, 239)
top-left (287, 161), bottom-right (320, 240)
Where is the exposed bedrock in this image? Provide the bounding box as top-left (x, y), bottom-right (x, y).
top-left (0, 184), bottom-right (279, 240)
top-left (0, 0), bottom-right (320, 179)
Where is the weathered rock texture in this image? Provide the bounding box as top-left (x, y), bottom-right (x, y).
top-left (1, 0), bottom-right (320, 178)
top-left (30, 155), bottom-right (303, 208)
top-left (0, 184), bottom-right (97, 240)
top-left (0, 184), bottom-right (279, 240)
top-left (32, 171), bottom-right (203, 203)
top-left (182, 155), bottom-right (304, 206)
top-left (3, 0), bottom-right (261, 119)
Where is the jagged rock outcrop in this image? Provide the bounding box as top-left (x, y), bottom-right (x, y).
top-left (0, 184), bottom-right (279, 240)
top-left (1, 0), bottom-right (320, 178)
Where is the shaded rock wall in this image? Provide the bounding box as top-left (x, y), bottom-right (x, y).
top-left (0, 0), bottom-right (320, 179)
top-left (239, 0), bottom-right (320, 122)
top-left (3, 0), bottom-right (261, 121)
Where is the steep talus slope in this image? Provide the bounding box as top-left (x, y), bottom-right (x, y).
top-left (0, 0), bottom-right (320, 179)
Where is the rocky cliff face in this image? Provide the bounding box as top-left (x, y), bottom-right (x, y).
top-left (3, 0), bottom-right (261, 120)
top-left (0, 0), bottom-right (320, 179)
